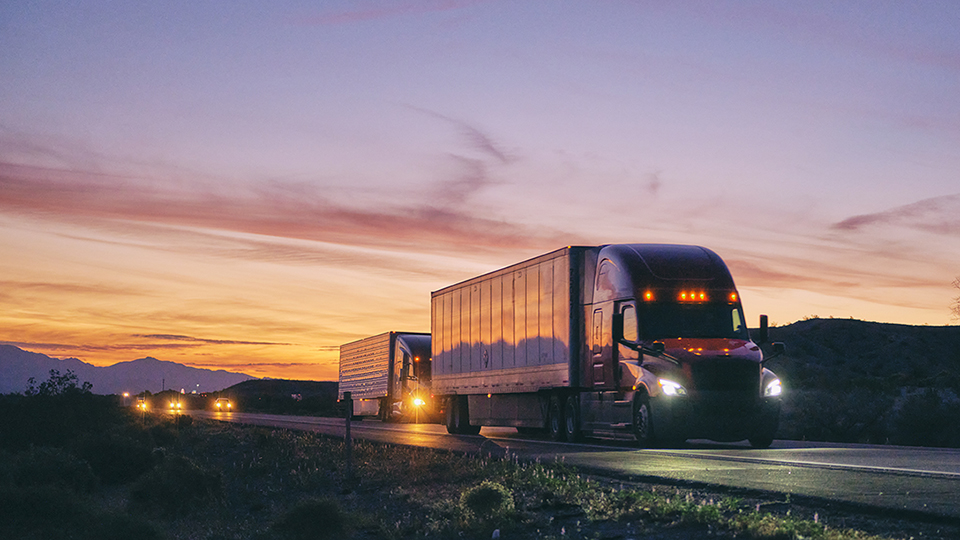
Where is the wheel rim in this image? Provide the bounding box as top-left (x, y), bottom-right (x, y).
top-left (549, 400), bottom-right (563, 439)
top-left (635, 401), bottom-right (651, 442)
top-left (564, 399), bottom-right (578, 437)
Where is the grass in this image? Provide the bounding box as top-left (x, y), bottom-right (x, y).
top-left (0, 405), bottom-right (938, 540)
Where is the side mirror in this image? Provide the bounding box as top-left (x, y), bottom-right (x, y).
top-left (757, 314), bottom-right (769, 345)
top-left (761, 341), bottom-right (786, 365)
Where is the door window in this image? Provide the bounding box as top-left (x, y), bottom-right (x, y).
top-left (621, 304), bottom-right (638, 342)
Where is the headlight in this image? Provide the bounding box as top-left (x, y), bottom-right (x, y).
top-left (764, 379), bottom-right (783, 397)
top-left (658, 378), bottom-right (687, 396)
top-left (413, 398), bottom-right (425, 407)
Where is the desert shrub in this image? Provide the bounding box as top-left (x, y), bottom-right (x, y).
top-left (269, 498), bottom-right (352, 540)
top-left (7, 446), bottom-right (97, 493)
top-left (0, 392), bottom-right (121, 450)
top-left (73, 432), bottom-right (156, 484)
top-left (460, 480), bottom-right (515, 524)
top-left (130, 455), bottom-right (222, 516)
top-left (148, 418), bottom-right (181, 447)
top-left (0, 485), bottom-right (161, 540)
top-left (779, 389), bottom-right (891, 443)
top-left (890, 389), bottom-right (960, 447)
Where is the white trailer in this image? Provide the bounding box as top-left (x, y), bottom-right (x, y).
top-left (338, 331), bottom-right (433, 422)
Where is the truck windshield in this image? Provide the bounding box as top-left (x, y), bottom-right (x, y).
top-left (639, 304), bottom-right (749, 340)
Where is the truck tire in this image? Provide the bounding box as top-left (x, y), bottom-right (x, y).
top-left (445, 397), bottom-right (459, 434)
top-left (548, 396), bottom-right (566, 442)
top-left (632, 394), bottom-right (656, 447)
top-left (446, 396), bottom-right (480, 435)
top-left (748, 432), bottom-right (774, 449)
top-left (564, 395), bottom-right (582, 442)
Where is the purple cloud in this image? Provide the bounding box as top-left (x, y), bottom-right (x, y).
top-left (832, 194), bottom-right (960, 235)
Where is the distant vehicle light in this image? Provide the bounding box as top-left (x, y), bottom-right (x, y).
top-left (729, 292), bottom-right (738, 302)
top-left (765, 379), bottom-right (783, 397)
top-left (658, 379), bottom-right (687, 396)
top-left (644, 290), bottom-right (655, 301)
top-left (413, 397), bottom-right (425, 407)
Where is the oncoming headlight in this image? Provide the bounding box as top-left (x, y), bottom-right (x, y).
top-left (413, 397), bottom-right (425, 407)
top-left (765, 379), bottom-right (783, 397)
top-left (658, 378), bottom-right (687, 396)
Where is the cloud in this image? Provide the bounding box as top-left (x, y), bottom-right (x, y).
top-left (0, 161), bottom-right (580, 256)
top-left (1, 340), bottom-right (193, 353)
top-left (832, 194), bottom-right (960, 235)
top-left (132, 334), bottom-right (293, 347)
top-left (0, 280), bottom-right (146, 298)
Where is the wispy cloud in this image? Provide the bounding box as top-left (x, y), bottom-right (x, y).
top-left (132, 334), bottom-right (293, 347)
top-left (0, 161), bottom-right (579, 255)
top-left (832, 194), bottom-right (960, 235)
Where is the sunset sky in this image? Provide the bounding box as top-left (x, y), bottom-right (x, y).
top-left (2, 1), bottom-right (959, 382)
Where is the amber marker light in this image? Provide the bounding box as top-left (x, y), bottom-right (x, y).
top-left (678, 290), bottom-right (708, 302)
top-left (729, 292), bottom-right (738, 302)
top-left (644, 290), bottom-right (655, 301)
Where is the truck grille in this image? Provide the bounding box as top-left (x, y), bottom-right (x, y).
top-left (691, 359), bottom-right (759, 393)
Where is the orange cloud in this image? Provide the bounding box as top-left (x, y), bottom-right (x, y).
top-left (0, 161), bottom-right (580, 255)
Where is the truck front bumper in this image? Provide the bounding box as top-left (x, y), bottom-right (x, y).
top-left (652, 392), bottom-right (781, 443)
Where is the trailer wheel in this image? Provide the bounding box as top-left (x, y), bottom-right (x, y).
top-left (548, 396), bottom-right (566, 441)
top-left (632, 394), bottom-right (656, 447)
top-left (445, 397), bottom-right (459, 434)
top-left (748, 432), bottom-right (774, 449)
top-left (563, 395), bottom-right (582, 442)
top-left (446, 396), bottom-right (480, 435)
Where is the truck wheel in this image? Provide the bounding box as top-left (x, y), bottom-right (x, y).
top-left (563, 395), bottom-right (582, 442)
top-left (445, 397), bottom-right (459, 434)
top-left (548, 396), bottom-right (566, 442)
top-left (633, 394), bottom-right (656, 447)
top-left (447, 396), bottom-right (480, 435)
top-left (458, 396), bottom-right (480, 435)
top-left (748, 432), bottom-right (774, 449)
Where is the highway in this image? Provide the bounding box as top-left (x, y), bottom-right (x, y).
top-left (191, 410), bottom-right (960, 520)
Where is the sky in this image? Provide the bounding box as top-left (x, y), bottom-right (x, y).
top-left (2, 1), bottom-right (959, 382)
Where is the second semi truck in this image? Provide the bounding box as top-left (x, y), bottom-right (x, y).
top-left (431, 244), bottom-right (784, 448)
top-left (338, 332), bottom-right (434, 422)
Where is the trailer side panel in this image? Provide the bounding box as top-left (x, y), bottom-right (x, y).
top-left (338, 332), bottom-right (393, 400)
top-left (431, 248), bottom-right (578, 395)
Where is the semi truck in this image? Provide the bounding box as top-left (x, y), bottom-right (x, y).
top-left (338, 332), bottom-right (434, 422)
top-left (431, 244), bottom-right (784, 447)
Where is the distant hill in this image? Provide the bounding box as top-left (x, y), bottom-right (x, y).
top-left (756, 318), bottom-right (960, 446)
top-left (219, 379), bottom-right (339, 416)
top-left (760, 318), bottom-right (960, 391)
top-left (0, 345), bottom-right (255, 395)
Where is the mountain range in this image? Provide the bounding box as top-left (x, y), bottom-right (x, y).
top-left (0, 345), bottom-right (256, 395)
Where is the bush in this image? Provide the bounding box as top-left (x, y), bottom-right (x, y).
top-left (270, 498), bottom-right (351, 540)
top-left (74, 432), bottom-right (156, 484)
top-left (891, 389), bottom-right (960, 447)
top-left (0, 392), bottom-right (121, 450)
top-left (0, 485), bottom-right (161, 540)
top-left (460, 480), bottom-right (515, 522)
top-left (130, 455), bottom-right (221, 516)
top-left (779, 389), bottom-right (890, 444)
top-left (7, 446), bottom-right (97, 493)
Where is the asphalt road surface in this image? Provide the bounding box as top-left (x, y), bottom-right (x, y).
top-left (190, 410), bottom-right (960, 520)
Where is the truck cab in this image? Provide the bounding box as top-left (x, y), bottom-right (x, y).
top-left (580, 244), bottom-right (782, 448)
